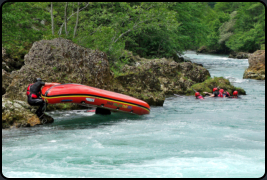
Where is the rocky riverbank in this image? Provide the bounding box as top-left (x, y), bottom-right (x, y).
top-left (196, 46), bottom-right (251, 59)
top-left (2, 98), bottom-right (54, 129)
top-left (112, 53), bottom-right (211, 105)
top-left (229, 51), bottom-right (250, 59)
top-left (2, 38), bottom-right (246, 129)
top-left (243, 50), bottom-right (265, 80)
top-left (2, 38), bottom-right (211, 106)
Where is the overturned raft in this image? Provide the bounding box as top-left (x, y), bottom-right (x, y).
top-left (41, 83), bottom-right (150, 115)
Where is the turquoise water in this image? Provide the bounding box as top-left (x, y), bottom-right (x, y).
top-left (2, 51), bottom-right (265, 178)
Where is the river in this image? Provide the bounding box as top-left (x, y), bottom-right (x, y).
top-left (2, 51), bottom-right (265, 178)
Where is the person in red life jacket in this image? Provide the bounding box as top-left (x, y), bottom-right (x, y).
top-left (27, 78), bottom-right (49, 118)
top-left (204, 87), bottom-right (219, 97)
top-left (223, 90), bottom-right (230, 98)
top-left (218, 89), bottom-right (224, 97)
top-left (195, 92), bottom-right (204, 99)
top-left (229, 90), bottom-right (240, 98)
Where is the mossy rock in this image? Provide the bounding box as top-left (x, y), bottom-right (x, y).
top-left (186, 77), bottom-right (246, 96)
top-left (46, 103), bottom-right (89, 111)
top-left (2, 98), bottom-right (55, 129)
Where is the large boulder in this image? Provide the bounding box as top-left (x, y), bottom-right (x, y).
top-left (2, 98), bottom-right (54, 129)
top-left (114, 57), bottom-right (210, 105)
top-left (243, 50), bottom-right (265, 80)
top-left (4, 38), bottom-right (113, 101)
top-left (3, 38), bottom-right (116, 129)
top-left (229, 51), bottom-right (250, 59)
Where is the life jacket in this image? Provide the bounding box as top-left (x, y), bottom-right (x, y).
top-left (26, 84), bottom-right (33, 96)
top-left (224, 91), bottom-right (230, 97)
top-left (197, 95), bottom-right (204, 99)
top-left (31, 93), bottom-right (38, 99)
top-left (26, 83), bottom-right (40, 99)
top-left (218, 92), bottom-right (224, 97)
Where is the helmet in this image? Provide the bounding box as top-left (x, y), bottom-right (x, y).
top-left (219, 89), bottom-right (224, 93)
top-left (195, 92), bottom-right (200, 97)
top-left (213, 87), bottom-right (218, 92)
top-left (233, 91), bottom-right (238, 96)
top-left (36, 78), bottom-right (42, 82)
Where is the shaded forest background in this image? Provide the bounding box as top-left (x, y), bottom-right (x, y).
top-left (2, 2), bottom-right (265, 70)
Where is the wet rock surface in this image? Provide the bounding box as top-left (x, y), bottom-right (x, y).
top-left (2, 98), bottom-right (53, 129)
top-left (114, 57), bottom-right (210, 105)
top-left (243, 50), bottom-right (265, 80)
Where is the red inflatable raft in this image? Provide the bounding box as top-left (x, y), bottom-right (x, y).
top-left (41, 83), bottom-right (150, 115)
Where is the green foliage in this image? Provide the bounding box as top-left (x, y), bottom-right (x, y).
top-left (214, 2), bottom-right (240, 13)
top-left (2, 2), bottom-right (51, 60)
top-left (208, 2), bottom-right (216, 8)
top-left (3, 2), bottom-right (212, 63)
top-left (125, 2), bottom-right (210, 58)
top-left (74, 2), bottom-right (181, 60)
top-left (169, 2), bottom-right (210, 51)
top-left (226, 2), bottom-right (265, 52)
top-left (218, 11), bottom-right (237, 44)
top-left (125, 27), bottom-right (180, 58)
top-left (202, 7), bottom-right (231, 52)
top-left (203, 2), bottom-right (265, 53)
top-left (2, 2), bottom-right (264, 70)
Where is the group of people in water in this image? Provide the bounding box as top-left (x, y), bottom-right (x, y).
top-left (195, 87), bottom-right (239, 99)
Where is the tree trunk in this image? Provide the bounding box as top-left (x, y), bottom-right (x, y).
top-left (58, 2), bottom-right (89, 35)
top-left (51, 2), bottom-right (54, 35)
top-left (73, 2), bottom-right (80, 39)
top-left (64, 2), bottom-right (68, 36)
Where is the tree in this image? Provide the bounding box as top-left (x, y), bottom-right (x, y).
top-left (217, 11), bottom-right (237, 52)
top-left (51, 2), bottom-right (54, 35)
top-left (75, 2), bottom-right (180, 59)
top-left (2, 2), bottom-right (50, 59)
top-left (64, 2), bottom-right (68, 36)
top-left (73, 2), bottom-right (80, 38)
top-left (202, 2), bottom-right (265, 53)
top-left (226, 2), bottom-right (265, 52)
top-left (58, 2), bottom-right (89, 36)
top-left (169, 2), bottom-right (210, 51)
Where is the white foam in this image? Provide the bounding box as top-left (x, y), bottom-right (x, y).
top-left (92, 140), bottom-right (104, 148)
top-left (48, 140), bottom-right (57, 143)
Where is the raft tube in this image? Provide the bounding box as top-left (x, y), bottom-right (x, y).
top-left (41, 83), bottom-right (150, 115)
